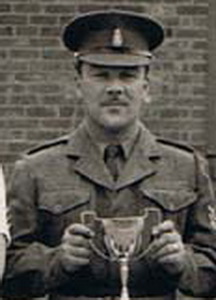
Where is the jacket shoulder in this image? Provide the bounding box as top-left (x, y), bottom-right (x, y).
top-left (156, 138), bottom-right (201, 165)
top-left (157, 138), bottom-right (194, 154)
top-left (25, 135), bottom-right (69, 156)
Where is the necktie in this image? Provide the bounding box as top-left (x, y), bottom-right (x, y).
top-left (104, 145), bottom-right (123, 181)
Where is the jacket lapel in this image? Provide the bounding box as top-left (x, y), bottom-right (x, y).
top-left (66, 123), bottom-right (162, 191)
top-left (116, 125), bottom-right (161, 190)
top-left (66, 124), bottom-right (114, 189)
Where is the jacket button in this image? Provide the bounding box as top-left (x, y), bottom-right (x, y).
top-left (53, 204), bottom-right (62, 214)
top-left (169, 203), bottom-right (175, 210)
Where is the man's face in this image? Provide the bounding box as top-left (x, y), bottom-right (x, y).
top-left (78, 63), bottom-right (149, 131)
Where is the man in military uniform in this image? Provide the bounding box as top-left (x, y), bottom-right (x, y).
top-left (4, 9), bottom-right (216, 300)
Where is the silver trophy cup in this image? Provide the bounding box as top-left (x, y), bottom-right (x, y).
top-left (81, 209), bottom-right (162, 300)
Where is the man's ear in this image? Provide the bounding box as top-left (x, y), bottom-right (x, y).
top-left (143, 79), bottom-right (149, 90)
top-left (74, 74), bottom-right (83, 101)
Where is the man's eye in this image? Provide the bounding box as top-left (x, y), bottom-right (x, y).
top-left (120, 73), bottom-right (137, 80)
top-left (92, 72), bottom-right (109, 79)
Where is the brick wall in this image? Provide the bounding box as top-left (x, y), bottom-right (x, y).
top-left (0, 0), bottom-right (210, 177)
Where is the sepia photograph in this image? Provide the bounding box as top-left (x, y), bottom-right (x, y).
top-left (0, 1), bottom-right (216, 300)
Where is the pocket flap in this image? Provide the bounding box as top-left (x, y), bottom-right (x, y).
top-left (39, 189), bottom-right (90, 215)
top-left (140, 187), bottom-right (197, 212)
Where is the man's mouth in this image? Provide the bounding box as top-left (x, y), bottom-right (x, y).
top-left (102, 101), bottom-right (128, 107)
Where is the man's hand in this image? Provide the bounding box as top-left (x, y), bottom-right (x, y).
top-left (145, 220), bottom-right (187, 275)
top-left (60, 223), bottom-right (94, 274)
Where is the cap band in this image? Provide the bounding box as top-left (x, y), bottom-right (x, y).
top-left (74, 50), bottom-right (152, 66)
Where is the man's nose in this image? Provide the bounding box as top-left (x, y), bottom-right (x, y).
top-left (106, 84), bottom-right (124, 97)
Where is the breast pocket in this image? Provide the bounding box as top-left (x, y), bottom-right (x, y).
top-left (37, 189), bottom-right (91, 246)
top-left (139, 187), bottom-right (197, 234)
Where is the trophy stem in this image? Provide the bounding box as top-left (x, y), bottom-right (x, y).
top-left (119, 257), bottom-right (130, 300)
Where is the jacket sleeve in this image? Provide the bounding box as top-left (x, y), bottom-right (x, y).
top-left (3, 158), bottom-right (119, 297)
top-left (177, 152), bottom-right (216, 297)
top-left (3, 158), bottom-right (56, 297)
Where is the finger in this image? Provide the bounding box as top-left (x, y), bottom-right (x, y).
top-left (67, 223), bottom-right (94, 238)
top-left (62, 252), bottom-right (90, 271)
top-left (62, 232), bottom-right (90, 248)
top-left (67, 255), bottom-right (89, 266)
top-left (158, 252), bottom-right (185, 266)
top-left (62, 243), bottom-right (90, 259)
top-left (146, 232), bottom-right (183, 263)
top-left (152, 220), bottom-right (175, 237)
top-left (148, 232), bottom-right (181, 255)
top-left (157, 252), bottom-right (186, 276)
top-left (159, 231), bottom-right (182, 245)
top-left (153, 242), bottom-right (184, 261)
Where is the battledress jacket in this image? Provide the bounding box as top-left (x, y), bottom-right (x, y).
top-left (4, 122), bottom-right (216, 300)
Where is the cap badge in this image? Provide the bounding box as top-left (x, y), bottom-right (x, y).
top-left (111, 28), bottom-right (124, 48)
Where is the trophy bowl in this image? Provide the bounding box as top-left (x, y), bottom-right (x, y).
top-left (101, 216), bottom-right (144, 259)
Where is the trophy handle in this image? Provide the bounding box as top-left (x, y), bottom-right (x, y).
top-left (134, 208), bottom-right (162, 260)
top-left (80, 211), bottom-right (115, 261)
top-left (80, 210), bottom-right (97, 228)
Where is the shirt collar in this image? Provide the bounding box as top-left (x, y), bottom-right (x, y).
top-left (84, 121), bottom-right (141, 160)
